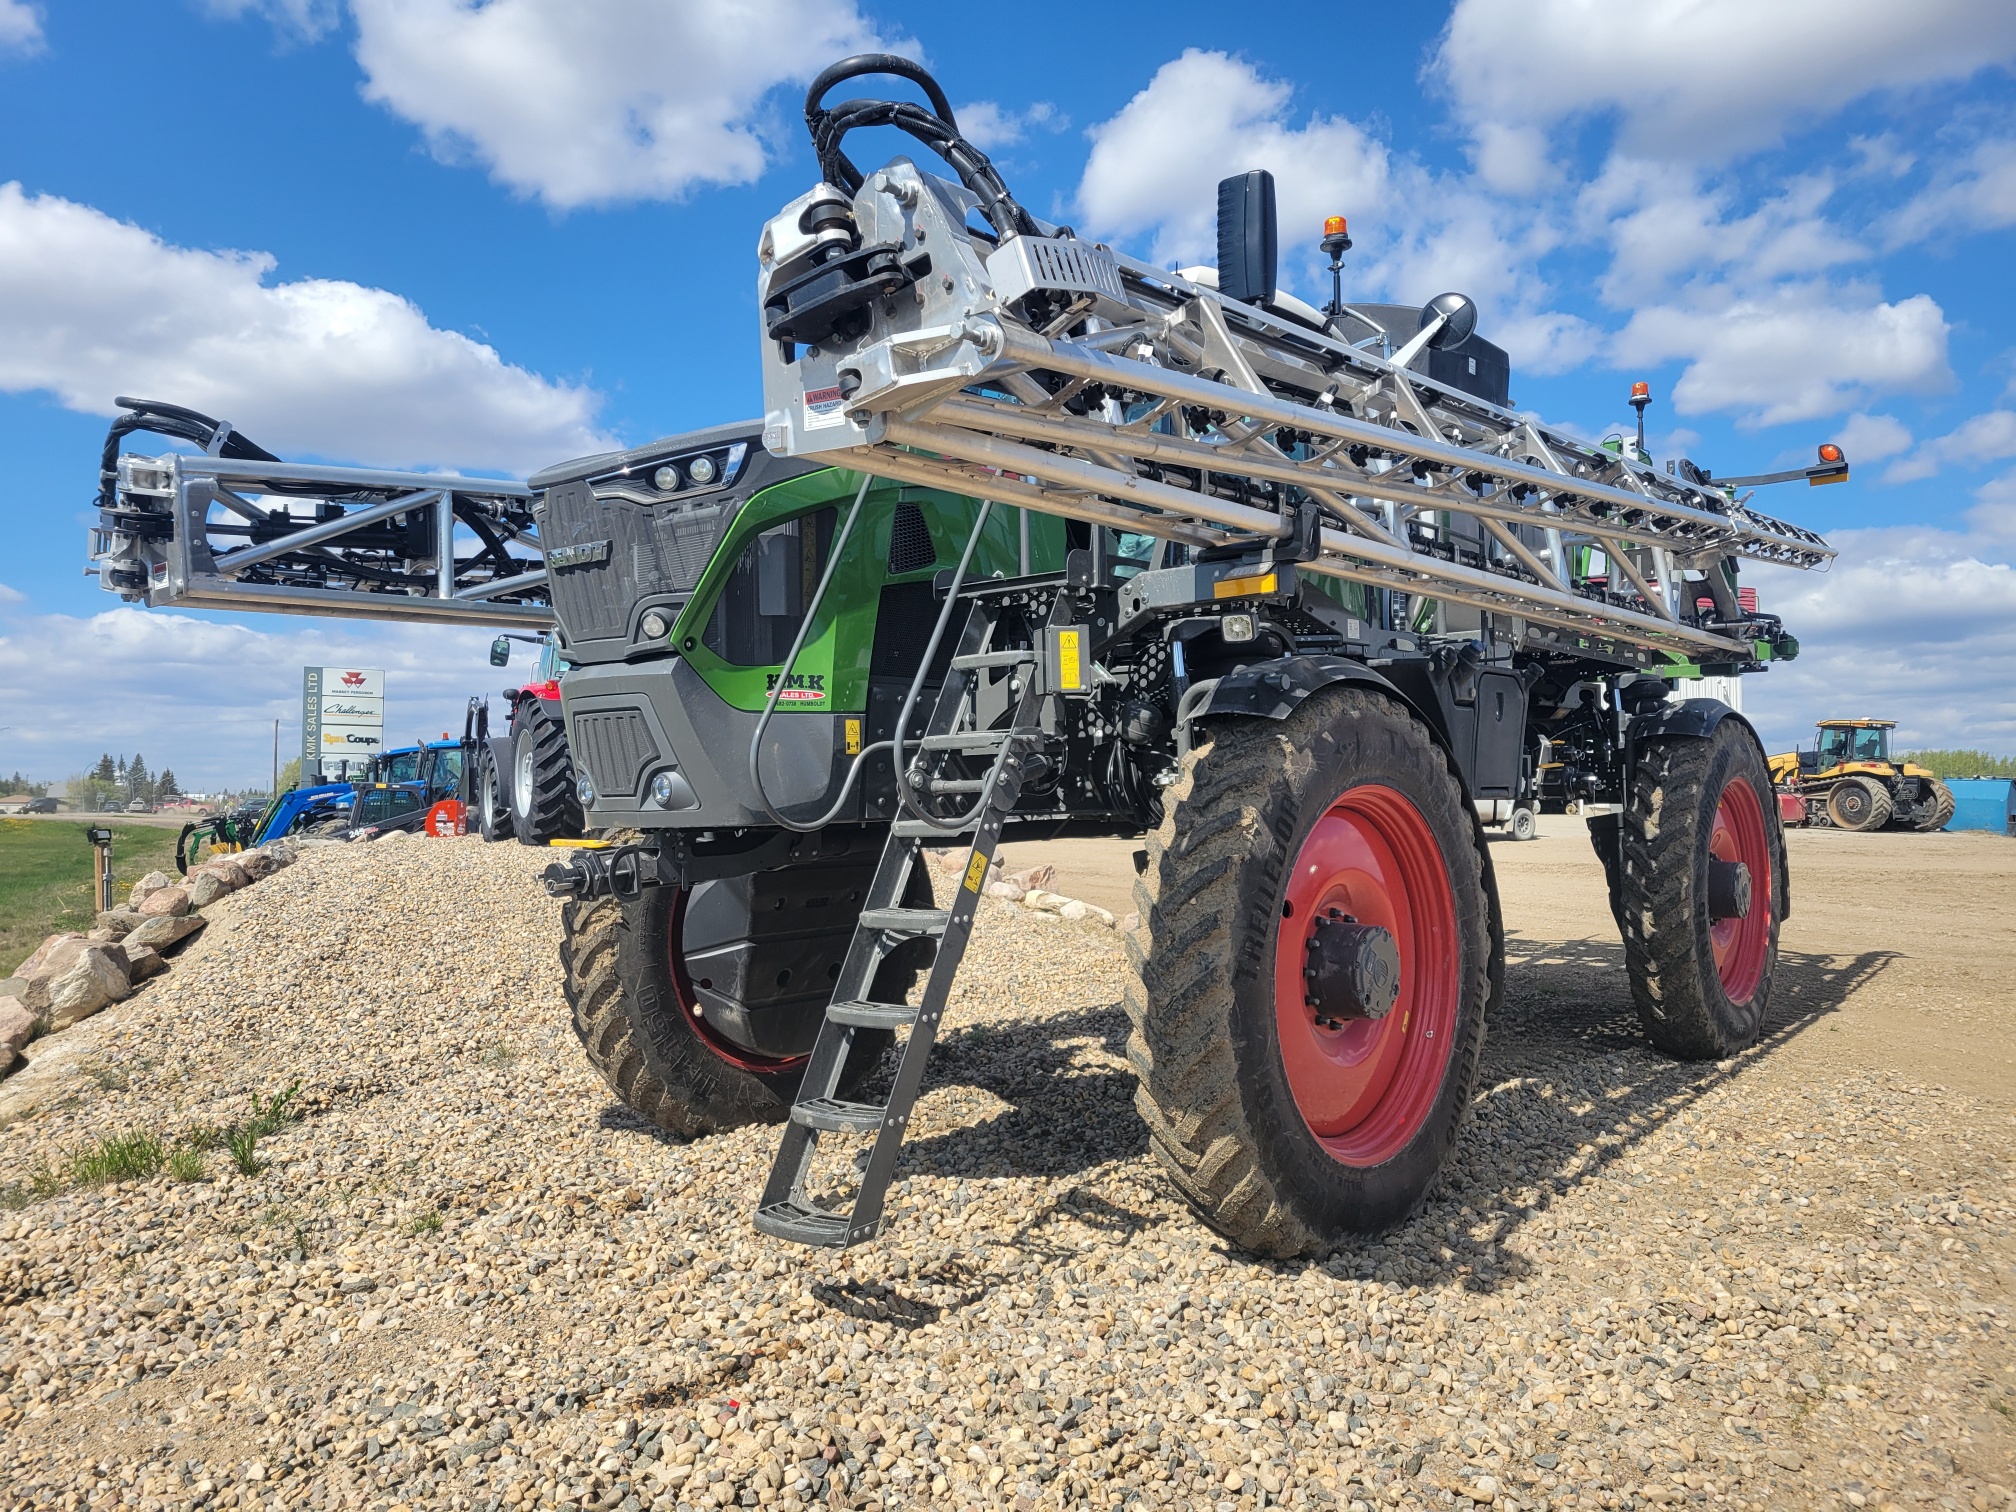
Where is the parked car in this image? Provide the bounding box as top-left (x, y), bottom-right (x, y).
top-left (24, 797), bottom-right (58, 813)
top-left (101, 801), bottom-right (127, 813)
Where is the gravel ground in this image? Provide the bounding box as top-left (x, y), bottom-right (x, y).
top-left (0, 828), bottom-right (2010, 1512)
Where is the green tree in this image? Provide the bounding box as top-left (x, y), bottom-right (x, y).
top-left (126, 754), bottom-right (152, 805)
top-left (91, 753), bottom-right (116, 784)
top-left (276, 758), bottom-right (302, 792)
top-left (156, 768), bottom-right (181, 799)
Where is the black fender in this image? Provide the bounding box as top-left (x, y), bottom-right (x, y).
top-left (1629, 697), bottom-right (1791, 922)
top-left (1188, 654), bottom-right (1507, 989)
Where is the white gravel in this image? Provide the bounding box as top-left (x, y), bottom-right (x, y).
top-left (0, 835), bottom-right (2010, 1512)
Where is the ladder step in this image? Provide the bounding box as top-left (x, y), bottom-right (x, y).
top-left (753, 1200), bottom-right (869, 1248)
top-left (857, 906), bottom-right (950, 935)
top-left (791, 1097), bottom-right (895, 1134)
top-left (826, 998), bottom-right (919, 1029)
top-left (893, 817), bottom-right (978, 838)
top-left (917, 730), bottom-right (1010, 750)
top-left (950, 650), bottom-right (1032, 670)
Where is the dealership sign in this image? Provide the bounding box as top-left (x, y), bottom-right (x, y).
top-left (302, 666), bottom-right (386, 777)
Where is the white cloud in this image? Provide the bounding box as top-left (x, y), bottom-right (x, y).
top-left (1892, 136), bottom-right (2016, 245)
top-left (955, 100), bottom-right (1060, 152)
top-left (1835, 412), bottom-right (1914, 465)
top-left (1883, 409), bottom-right (2016, 484)
top-left (0, 182), bottom-right (612, 473)
top-left (1971, 471), bottom-right (2016, 540)
top-left (1614, 284), bottom-right (1950, 425)
top-left (0, 0), bottom-right (40, 54)
top-left (1434, 0), bottom-right (2016, 180)
top-left (346, 0), bottom-right (889, 210)
top-left (0, 582), bottom-right (24, 605)
top-left (198, 0), bottom-right (338, 41)
top-left (0, 606), bottom-right (498, 788)
top-left (1744, 525), bottom-right (2016, 755)
top-left (1076, 50), bottom-right (1392, 269)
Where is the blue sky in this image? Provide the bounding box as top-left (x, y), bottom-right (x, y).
top-left (2, 0), bottom-right (2015, 787)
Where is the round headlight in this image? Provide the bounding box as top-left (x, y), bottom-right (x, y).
top-left (652, 464), bottom-right (680, 491)
top-left (575, 773), bottom-right (596, 806)
top-left (687, 454), bottom-right (718, 486)
top-left (641, 609), bottom-right (671, 640)
top-left (650, 771), bottom-right (677, 807)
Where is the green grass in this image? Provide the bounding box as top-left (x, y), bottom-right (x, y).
top-left (1901, 749), bottom-right (2016, 779)
top-left (404, 1209), bottom-right (444, 1236)
top-left (67, 1130), bottom-right (167, 1186)
top-left (0, 819), bottom-right (181, 974)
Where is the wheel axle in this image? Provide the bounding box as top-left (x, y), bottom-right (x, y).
top-left (1303, 909), bottom-right (1403, 1023)
top-left (1708, 858), bottom-right (1752, 922)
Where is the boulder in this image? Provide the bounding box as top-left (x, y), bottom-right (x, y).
top-left (44, 946), bottom-right (133, 1032)
top-left (136, 885), bottom-right (192, 918)
top-left (196, 857), bottom-right (250, 889)
top-left (262, 841), bottom-right (300, 867)
top-left (128, 870), bottom-right (174, 906)
top-left (0, 998), bottom-right (32, 1072)
top-left (124, 912), bottom-right (206, 952)
top-left (376, 828), bottom-right (412, 844)
top-left (1004, 864), bottom-right (1057, 892)
top-left (985, 879), bottom-right (1027, 902)
top-left (1021, 888), bottom-right (1070, 913)
top-left (17, 932), bottom-right (84, 979)
top-left (15, 937), bottom-right (92, 1014)
top-left (94, 910), bottom-right (145, 938)
top-left (87, 927), bottom-right (118, 944)
top-left (1058, 899), bottom-right (1116, 927)
top-left (236, 851), bottom-right (276, 880)
top-left (123, 943), bottom-right (166, 982)
top-left (186, 872), bottom-right (233, 908)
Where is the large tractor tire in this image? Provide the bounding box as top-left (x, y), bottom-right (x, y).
top-left (474, 742), bottom-right (513, 843)
top-left (510, 701), bottom-right (583, 846)
top-left (1825, 775), bottom-right (1891, 832)
top-left (1618, 720), bottom-right (1785, 1061)
top-left (563, 856), bottom-right (926, 1137)
top-left (1125, 686), bottom-right (1493, 1258)
top-left (1912, 779), bottom-right (1956, 832)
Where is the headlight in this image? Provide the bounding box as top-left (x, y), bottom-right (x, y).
top-left (687, 453), bottom-right (718, 485)
top-left (650, 771), bottom-right (678, 806)
top-left (652, 464), bottom-right (680, 491)
top-left (1221, 613), bottom-right (1256, 643)
top-left (576, 773), bottom-right (596, 805)
top-left (641, 609), bottom-right (671, 640)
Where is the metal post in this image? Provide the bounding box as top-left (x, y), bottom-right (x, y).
top-left (87, 827), bottom-right (114, 913)
top-left (1018, 507), bottom-right (1030, 576)
top-left (437, 488), bottom-right (457, 601)
top-left (272, 719), bottom-right (279, 795)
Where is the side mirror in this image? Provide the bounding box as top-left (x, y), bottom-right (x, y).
top-left (1216, 169), bottom-right (1277, 306)
top-left (1418, 292), bottom-right (1478, 350)
top-left (489, 636), bottom-right (511, 667)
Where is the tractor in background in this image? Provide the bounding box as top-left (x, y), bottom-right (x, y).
top-left (1770, 719), bottom-right (1954, 831)
top-left (467, 634), bottom-right (584, 846)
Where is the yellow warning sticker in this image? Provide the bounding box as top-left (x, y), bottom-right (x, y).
top-left (844, 717), bottom-right (862, 755)
top-left (1055, 628), bottom-right (1083, 691)
top-left (962, 852), bottom-right (990, 893)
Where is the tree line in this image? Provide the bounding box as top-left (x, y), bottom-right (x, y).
top-left (67, 753), bottom-right (186, 810)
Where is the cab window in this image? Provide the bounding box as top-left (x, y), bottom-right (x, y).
top-left (1851, 728), bottom-right (1888, 762)
top-left (702, 508), bottom-right (837, 665)
top-left (380, 751), bottom-right (420, 784)
top-left (536, 640), bottom-right (569, 683)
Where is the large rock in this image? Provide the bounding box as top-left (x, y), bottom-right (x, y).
top-left (0, 998), bottom-right (32, 1072)
top-left (123, 943), bottom-right (166, 982)
top-left (93, 910), bottom-right (146, 938)
top-left (187, 872), bottom-right (233, 908)
top-left (136, 885), bottom-right (191, 918)
top-left (17, 932), bottom-right (84, 979)
top-left (195, 857), bottom-right (250, 890)
top-left (44, 946), bottom-right (133, 1032)
top-left (124, 912), bottom-right (206, 952)
top-left (128, 870), bottom-right (174, 907)
top-left (15, 937), bottom-right (92, 1014)
top-left (261, 841), bottom-right (300, 868)
top-left (236, 850), bottom-right (277, 880)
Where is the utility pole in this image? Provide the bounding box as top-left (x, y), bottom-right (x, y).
top-left (272, 718), bottom-right (279, 796)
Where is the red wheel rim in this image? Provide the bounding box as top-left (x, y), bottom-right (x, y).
top-left (1272, 784), bottom-right (1459, 1168)
top-left (1708, 777), bottom-right (1771, 1006)
top-left (665, 888), bottom-right (807, 1074)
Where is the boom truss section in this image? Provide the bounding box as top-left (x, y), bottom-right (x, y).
top-left (756, 161), bottom-right (1835, 667)
top-left (93, 450), bottom-right (551, 629)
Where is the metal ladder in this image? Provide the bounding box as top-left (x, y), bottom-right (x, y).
top-left (752, 592), bottom-right (1051, 1247)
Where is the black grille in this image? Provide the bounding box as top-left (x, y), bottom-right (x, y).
top-left (886, 502), bottom-right (936, 574)
top-left (572, 710), bottom-right (660, 799)
top-left (543, 481), bottom-right (735, 654)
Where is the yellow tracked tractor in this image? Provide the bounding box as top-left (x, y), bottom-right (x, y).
top-left (1770, 719), bottom-right (1953, 831)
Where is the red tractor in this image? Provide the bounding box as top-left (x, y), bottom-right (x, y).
top-left (468, 634), bottom-right (584, 846)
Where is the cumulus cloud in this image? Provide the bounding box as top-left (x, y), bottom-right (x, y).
top-left (1834, 412), bottom-right (1914, 465)
top-left (1613, 284), bottom-right (1950, 425)
top-left (1743, 525), bottom-right (2016, 754)
top-left (955, 100), bottom-right (1061, 152)
top-left (0, 0), bottom-right (41, 54)
top-left (1882, 409), bottom-right (2016, 484)
top-left (1077, 50), bottom-right (1393, 269)
top-left (346, 0), bottom-right (889, 210)
top-left (197, 0), bottom-right (339, 41)
top-left (1434, 0), bottom-right (2016, 181)
top-left (0, 605), bottom-right (499, 788)
top-left (0, 182), bottom-right (612, 473)
top-left (1892, 136), bottom-right (2016, 246)
top-left (1971, 471), bottom-right (2016, 540)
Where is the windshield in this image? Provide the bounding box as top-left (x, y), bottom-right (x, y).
top-left (536, 640), bottom-right (568, 683)
top-left (1818, 727), bottom-right (1888, 764)
top-left (380, 751), bottom-right (421, 784)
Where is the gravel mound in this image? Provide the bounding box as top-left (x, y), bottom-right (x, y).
top-left (1, 835), bottom-right (2009, 1510)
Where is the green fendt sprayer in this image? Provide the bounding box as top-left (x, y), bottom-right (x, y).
top-left (88, 55), bottom-right (1848, 1258)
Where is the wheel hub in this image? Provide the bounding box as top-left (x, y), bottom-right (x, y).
top-left (1707, 859), bottom-right (1752, 922)
top-left (1304, 911), bottom-right (1402, 1025)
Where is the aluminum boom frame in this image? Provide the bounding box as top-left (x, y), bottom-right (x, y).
top-left (91, 452), bottom-right (552, 629)
top-left (756, 161), bottom-right (1835, 665)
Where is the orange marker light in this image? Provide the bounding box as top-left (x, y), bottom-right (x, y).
top-left (1324, 215), bottom-right (1348, 237)
top-left (1629, 381), bottom-right (1651, 401)
top-left (1818, 443), bottom-right (1843, 463)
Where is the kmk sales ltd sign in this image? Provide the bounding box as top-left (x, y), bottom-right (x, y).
top-left (302, 667), bottom-right (386, 775)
